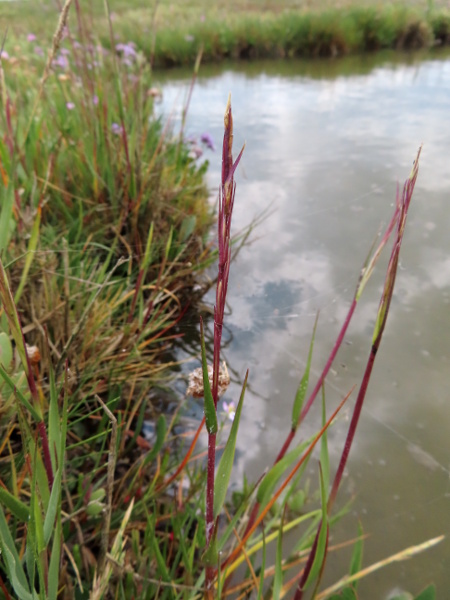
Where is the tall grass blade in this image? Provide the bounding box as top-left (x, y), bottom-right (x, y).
top-left (43, 467), bottom-right (62, 546)
top-left (291, 314), bottom-right (318, 430)
top-left (0, 506), bottom-right (32, 600)
top-left (213, 370), bottom-right (249, 518)
top-left (200, 317), bottom-right (218, 435)
top-left (349, 522), bottom-right (364, 585)
top-left (256, 438), bottom-right (313, 508)
top-left (0, 183), bottom-right (14, 257)
top-left (273, 519), bottom-right (284, 600)
top-left (0, 487), bottom-right (29, 523)
top-left (0, 365), bottom-right (40, 421)
top-left (48, 518), bottom-right (62, 600)
top-left (320, 386), bottom-right (330, 496)
top-left (302, 465), bottom-right (329, 591)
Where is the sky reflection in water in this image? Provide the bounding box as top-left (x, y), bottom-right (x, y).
top-left (157, 51), bottom-right (450, 598)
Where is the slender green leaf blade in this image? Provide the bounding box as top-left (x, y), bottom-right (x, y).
top-left (273, 521), bottom-right (284, 600)
top-left (349, 521), bottom-right (364, 584)
top-left (303, 464), bottom-right (329, 589)
top-left (320, 385), bottom-right (330, 497)
top-left (47, 358), bottom-right (60, 468)
top-left (213, 371), bottom-right (248, 518)
top-left (0, 486), bottom-right (30, 522)
top-left (44, 467), bottom-right (62, 545)
top-left (414, 585), bottom-right (436, 600)
top-left (291, 314), bottom-right (318, 429)
top-left (200, 319), bottom-right (217, 435)
top-left (257, 437), bottom-right (312, 507)
top-left (0, 506), bottom-right (33, 600)
top-left (0, 364), bottom-right (41, 421)
top-left (202, 524), bottom-right (218, 567)
top-left (48, 518), bottom-right (62, 600)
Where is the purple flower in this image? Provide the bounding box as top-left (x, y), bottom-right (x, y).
top-left (111, 122), bottom-right (123, 135)
top-left (222, 401), bottom-right (236, 422)
top-left (0, 50), bottom-right (9, 61)
top-left (34, 46), bottom-right (44, 56)
top-left (115, 42), bottom-right (137, 59)
top-left (184, 34), bottom-right (194, 43)
top-left (66, 102), bottom-right (75, 110)
top-left (200, 14), bottom-right (205, 22)
top-left (27, 33), bottom-right (36, 42)
top-left (200, 132), bottom-right (215, 151)
top-left (53, 54), bottom-right (69, 69)
top-left (92, 94), bottom-right (99, 106)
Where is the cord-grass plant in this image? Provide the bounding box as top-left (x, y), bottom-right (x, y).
top-left (152, 97), bottom-right (441, 600)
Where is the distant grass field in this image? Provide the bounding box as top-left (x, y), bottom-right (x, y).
top-left (2, 1), bottom-right (450, 67)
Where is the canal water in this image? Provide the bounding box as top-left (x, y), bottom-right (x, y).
top-left (156, 50), bottom-right (450, 598)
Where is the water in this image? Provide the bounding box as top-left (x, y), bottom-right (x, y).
top-left (156, 50), bottom-right (450, 598)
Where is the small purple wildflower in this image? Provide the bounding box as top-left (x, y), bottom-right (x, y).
top-left (200, 14), bottom-right (205, 22)
top-left (222, 401), bottom-right (236, 422)
top-left (115, 42), bottom-right (137, 58)
top-left (200, 132), bottom-right (215, 151)
top-left (27, 33), bottom-right (36, 42)
top-left (184, 34), bottom-right (194, 43)
top-left (92, 94), bottom-right (99, 106)
top-left (0, 50), bottom-right (9, 61)
top-left (53, 54), bottom-right (69, 69)
top-left (66, 102), bottom-right (75, 110)
top-left (111, 122), bottom-right (123, 135)
top-left (34, 46), bottom-right (44, 56)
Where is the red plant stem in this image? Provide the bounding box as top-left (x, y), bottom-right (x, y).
top-left (205, 97), bottom-right (244, 596)
top-left (294, 147), bottom-right (421, 596)
top-left (37, 421), bottom-right (54, 490)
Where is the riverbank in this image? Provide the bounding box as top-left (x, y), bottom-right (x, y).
top-left (0, 4), bottom-right (217, 598)
top-left (2, 1), bottom-right (450, 67)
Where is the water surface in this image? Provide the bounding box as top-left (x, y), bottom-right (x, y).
top-left (156, 51), bottom-right (450, 598)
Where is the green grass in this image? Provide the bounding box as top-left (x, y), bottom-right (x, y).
top-left (2, 1), bottom-right (450, 67)
top-left (0, 4), bottom-right (217, 597)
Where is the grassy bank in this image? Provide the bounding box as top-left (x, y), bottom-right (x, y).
top-left (0, 3), bottom-right (218, 598)
top-left (3, 1), bottom-right (450, 67)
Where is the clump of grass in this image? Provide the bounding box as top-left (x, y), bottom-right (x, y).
top-left (106, 5), bottom-right (445, 67)
top-left (0, 3), bottom-right (213, 394)
top-left (0, 2), bottom-right (216, 598)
